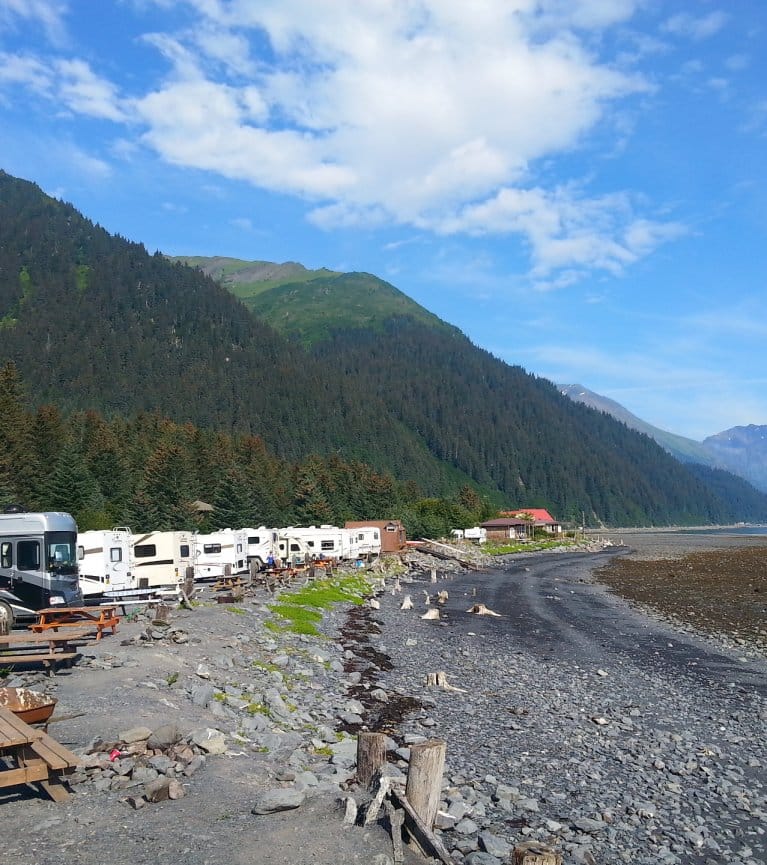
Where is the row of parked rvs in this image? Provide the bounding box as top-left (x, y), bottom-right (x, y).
top-left (0, 511), bottom-right (383, 628)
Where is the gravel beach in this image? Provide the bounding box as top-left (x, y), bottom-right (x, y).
top-left (1, 531), bottom-right (765, 865)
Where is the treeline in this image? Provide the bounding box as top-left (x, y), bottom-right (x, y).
top-left (0, 363), bottom-right (496, 538)
top-left (3, 169), bottom-right (767, 527)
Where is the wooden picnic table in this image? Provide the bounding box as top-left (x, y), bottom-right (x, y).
top-left (0, 629), bottom-right (91, 674)
top-left (30, 605), bottom-right (120, 640)
top-left (0, 704), bottom-right (80, 801)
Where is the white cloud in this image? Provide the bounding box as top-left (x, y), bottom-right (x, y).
top-left (662, 11), bottom-right (728, 41)
top-left (0, 0), bottom-right (67, 43)
top-left (3, 0), bottom-right (689, 287)
top-left (55, 59), bottom-right (127, 121)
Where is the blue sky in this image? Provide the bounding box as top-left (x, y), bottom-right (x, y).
top-left (1, 1), bottom-right (765, 441)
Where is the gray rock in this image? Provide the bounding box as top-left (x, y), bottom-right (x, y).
top-left (251, 788), bottom-right (306, 814)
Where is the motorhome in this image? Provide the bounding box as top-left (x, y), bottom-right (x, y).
top-left (77, 527), bottom-right (134, 598)
top-left (242, 526), bottom-right (276, 570)
top-left (193, 529), bottom-right (249, 581)
top-left (130, 530), bottom-right (195, 589)
top-left (284, 525), bottom-right (360, 561)
top-left (0, 510), bottom-right (83, 628)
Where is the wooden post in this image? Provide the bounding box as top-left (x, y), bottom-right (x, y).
top-left (405, 739), bottom-right (446, 829)
top-left (152, 603), bottom-right (171, 625)
top-left (357, 731), bottom-right (387, 789)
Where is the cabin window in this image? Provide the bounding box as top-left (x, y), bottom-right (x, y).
top-left (203, 544), bottom-right (221, 554)
top-left (180, 544), bottom-right (190, 557)
top-left (385, 525), bottom-right (396, 532)
top-left (134, 544), bottom-right (157, 558)
top-left (320, 540), bottom-right (335, 551)
top-left (17, 540), bottom-right (40, 571)
top-left (1, 542), bottom-right (12, 568)
top-left (110, 547), bottom-right (122, 562)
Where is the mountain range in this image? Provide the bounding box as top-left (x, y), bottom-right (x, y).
top-left (560, 385), bottom-right (767, 494)
top-left (2, 168), bottom-right (767, 528)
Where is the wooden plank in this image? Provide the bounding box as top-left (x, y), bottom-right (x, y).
top-left (389, 789), bottom-right (454, 865)
top-left (0, 706), bottom-right (45, 747)
top-left (0, 762), bottom-right (51, 788)
top-left (6, 628), bottom-right (93, 644)
top-left (29, 735), bottom-right (80, 771)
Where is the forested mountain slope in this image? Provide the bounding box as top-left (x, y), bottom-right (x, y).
top-left (2, 169), bottom-right (767, 526)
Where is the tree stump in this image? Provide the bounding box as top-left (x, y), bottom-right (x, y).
top-left (405, 739), bottom-right (446, 829)
top-left (513, 842), bottom-right (563, 865)
top-left (357, 731), bottom-right (387, 789)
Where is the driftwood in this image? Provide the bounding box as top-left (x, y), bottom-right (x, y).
top-left (466, 603), bottom-right (502, 616)
top-left (425, 671), bottom-right (466, 693)
top-left (436, 590), bottom-right (449, 605)
top-left (420, 608), bottom-right (440, 620)
top-left (363, 773), bottom-right (393, 826)
top-left (384, 798), bottom-right (405, 864)
top-left (389, 787), bottom-right (453, 865)
top-left (400, 595), bottom-right (413, 610)
top-left (368, 598), bottom-right (380, 610)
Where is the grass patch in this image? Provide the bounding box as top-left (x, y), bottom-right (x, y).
top-left (265, 574), bottom-right (372, 635)
top-left (226, 606), bottom-right (247, 615)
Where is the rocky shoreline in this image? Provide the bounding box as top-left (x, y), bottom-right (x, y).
top-left (1, 534), bottom-right (765, 865)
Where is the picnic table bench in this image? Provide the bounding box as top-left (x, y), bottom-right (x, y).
top-left (0, 628), bottom-right (92, 675)
top-left (30, 605), bottom-right (120, 641)
top-left (0, 704), bottom-right (80, 801)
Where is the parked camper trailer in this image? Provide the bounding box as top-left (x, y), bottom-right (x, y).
top-left (242, 526), bottom-right (277, 570)
top-left (463, 527), bottom-right (487, 545)
top-left (350, 526), bottom-right (382, 559)
top-left (273, 533), bottom-right (309, 567)
top-left (284, 525), bottom-right (356, 561)
top-left (131, 531), bottom-right (195, 589)
top-left (0, 510), bottom-right (83, 628)
top-left (77, 527), bottom-right (134, 598)
top-left (193, 529), bottom-right (249, 581)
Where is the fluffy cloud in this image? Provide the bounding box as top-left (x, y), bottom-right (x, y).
top-left (3, 0), bottom-right (689, 285)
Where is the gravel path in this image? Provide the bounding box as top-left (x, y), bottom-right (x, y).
top-left (348, 546), bottom-right (767, 865)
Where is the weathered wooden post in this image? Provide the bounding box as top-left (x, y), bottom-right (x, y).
top-left (405, 738), bottom-right (446, 829)
top-left (152, 602), bottom-right (172, 625)
top-left (357, 731), bottom-right (387, 789)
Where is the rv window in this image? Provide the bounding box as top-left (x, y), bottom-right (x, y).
top-left (307, 540), bottom-right (315, 548)
top-left (203, 544), bottom-right (221, 554)
top-left (134, 544), bottom-right (157, 558)
top-left (0, 542), bottom-right (11, 568)
top-left (289, 543), bottom-right (300, 552)
top-left (110, 547), bottom-right (122, 562)
top-left (17, 540), bottom-right (40, 571)
top-left (237, 544), bottom-right (243, 553)
top-left (320, 540), bottom-right (335, 551)
top-left (180, 544), bottom-right (190, 557)
top-left (357, 534), bottom-right (364, 541)
top-left (248, 536), bottom-right (260, 545)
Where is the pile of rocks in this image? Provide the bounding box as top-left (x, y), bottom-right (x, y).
top-left (71, 722), bottom-right (218, 809)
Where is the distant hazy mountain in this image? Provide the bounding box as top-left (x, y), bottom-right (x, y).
top-left (702, 426), bottom-right (767, 494)
top-left (560, 384), bottom-right (767, 493)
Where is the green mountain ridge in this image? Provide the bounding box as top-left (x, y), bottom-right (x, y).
top-left (3, 168), bottom-right (767, 527)
top-left (174, 255), bottom-right (453, 346)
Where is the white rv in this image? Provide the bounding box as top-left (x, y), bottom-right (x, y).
top-left (464, 527), bottom-right (487, 545)
top-left (242, 526), bottom-right (277, 570)
top-left (77, 527), bottom-right (134, 598)
top-left (131, 530), bottom-right (195, 588)
top-left (349, 526), bottom-right (382, 560)
top-left (193, 529), bottom-right (249, 581)
top-left (273, 532), bottom-right (309, 567)
top-left (284, 525), bottom-right (360, 561)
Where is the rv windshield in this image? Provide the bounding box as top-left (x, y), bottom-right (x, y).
top-left (46, 531), bottom-right (78, 575)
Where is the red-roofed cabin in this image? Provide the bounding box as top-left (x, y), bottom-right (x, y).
top-left (499, 508), bottom-right (562, 534)
top-left (480, 518), bottom-right (534, 541)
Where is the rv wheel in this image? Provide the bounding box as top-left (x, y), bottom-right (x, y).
top-left (0, 600), bottom-right (13, 633)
